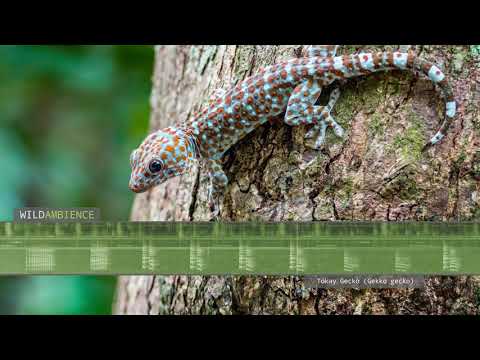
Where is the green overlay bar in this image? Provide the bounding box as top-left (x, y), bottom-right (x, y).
top-left (0, 222), bottom-right (479, 275)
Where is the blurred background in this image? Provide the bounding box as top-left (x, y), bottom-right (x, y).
top-left (0, 45), bottom-right (154, 314)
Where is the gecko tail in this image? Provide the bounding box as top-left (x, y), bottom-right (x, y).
top-left (362, 50), bottom-right (456, 151)
top-left (404, 51), bottom-right (457, 151)
top-left (344, 50), bottom-right (456, 150)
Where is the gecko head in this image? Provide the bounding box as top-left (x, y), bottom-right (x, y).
top-left (129, 127), bottom-right (197, 193)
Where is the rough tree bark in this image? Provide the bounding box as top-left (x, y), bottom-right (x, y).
top-left (114, 45), bottom-right (480, 315)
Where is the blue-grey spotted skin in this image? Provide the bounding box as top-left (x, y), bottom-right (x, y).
top-left (446, 101), bottom-right (456, 118)
top-left (129, 48), bottom-right (457, 215)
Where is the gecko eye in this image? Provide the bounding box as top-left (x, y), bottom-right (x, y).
top-left (148, 159), bottom-right (163, 173)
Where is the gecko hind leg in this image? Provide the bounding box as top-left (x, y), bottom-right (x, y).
top-left (309, 114), bottom-right (345, 148)
top-left (305, 87), bottom-right (343, 139)
top-left (284, 81), bottom-right (344, 149)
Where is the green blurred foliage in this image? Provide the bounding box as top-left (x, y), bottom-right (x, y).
top-left (0, 45), bottom-right (154, 314)
top-left (0, 46), bottom-right (152, 219)
top-left (1, 276), bottom-right (117, 315)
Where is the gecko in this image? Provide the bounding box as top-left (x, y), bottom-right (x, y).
top-left (129, 46), bottom-right (457, 217)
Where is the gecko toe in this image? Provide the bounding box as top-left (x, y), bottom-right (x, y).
top-left (325, 115), bottom-right (345, 138)
top-left (334, 124), bottom-right (345, 138)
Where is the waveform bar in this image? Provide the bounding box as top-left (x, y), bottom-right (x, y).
top-left (0, 222), bottom-right (479, 275)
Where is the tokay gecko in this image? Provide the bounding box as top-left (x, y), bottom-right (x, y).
top-left (129, 46), bottom-right (457, 217)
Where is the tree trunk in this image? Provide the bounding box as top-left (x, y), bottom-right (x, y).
top-left (114, 45), bottom-right (480, 315)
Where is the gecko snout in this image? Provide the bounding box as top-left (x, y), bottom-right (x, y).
top-left (129, 178), bottom-right (147, 193)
